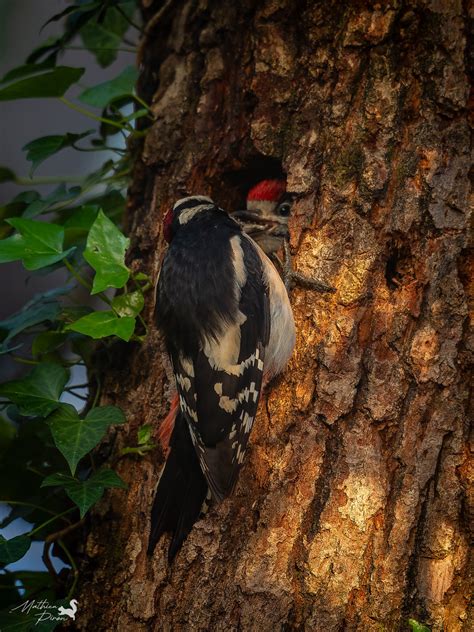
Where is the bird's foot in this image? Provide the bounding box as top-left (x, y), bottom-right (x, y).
top-left (276, 240), bottom-right (336, 293)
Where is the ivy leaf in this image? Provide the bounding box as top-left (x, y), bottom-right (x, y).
top-left (81, 23), bottom-right (122, 68)
top-left (64, 205), bottom-right (100, 247)
top-left (89, 468), bottom-right (127, 489)
top-left (0, 66), bottom-right (85, 101)
top-left (0, 217), bottom-right (75, 270)
top-left (79, 66), bottom-right (138, 108)
top-left (32, 332), bottom-right (68, 357)
top-left (79, 0), bottom-right (137, 67)
top-left (62, 480), bottom-right (105, 518)
top-left (408, 620), bottom-right (431, 632)
top-left (0, 363), bottom-right (69, 417)
top-left (23, 131), bottom-right (93, 175)
top-left (0, 416), bottom-right (16, 458)
top-left (0, 166), bottom-right (16, 183)
top-left (41, 1), bottom-right (103, 29)
top-left (83, 209), bottom-right (130, 293)
top-left (0, 60), bottom-right (55, 84)
top-left (42, 468), bottom-right (126, 518)
top-left (41, 472), bottom-right (76, 488)
top-left (0, 534), bottom-right (31, 564)
top-left (23, 183), bottom-right (81, 219)
top-left (66, 311), bottom-right (135, 341)
top-left (112, 291), bottom-right (144, 317)
top-left (137, 424), bottom-right (152, 446)
top-left (0, 287), bottom-right (67, 354)
top-left (47, 403), bottom-right (125, 474)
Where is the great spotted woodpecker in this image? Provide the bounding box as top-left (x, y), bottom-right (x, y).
top-left (148, 195), bottom-right (295, 560)
top-left (233, 179), bottom-right (335, 293)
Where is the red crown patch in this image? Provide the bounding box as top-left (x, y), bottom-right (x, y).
top-left (247, 179), bottom-right (286, 202)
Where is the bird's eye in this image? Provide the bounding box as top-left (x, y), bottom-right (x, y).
top-left (278, 203), bottom-right (291, 217)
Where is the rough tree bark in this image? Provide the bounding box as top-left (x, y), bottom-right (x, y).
top-left (76, 1), bottom-right (472, 630)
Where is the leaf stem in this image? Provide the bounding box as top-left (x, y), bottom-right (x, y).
top-left (0, 500), bottom-right (69, 520)
top-left (92, 376), bottom-right (101, 408)
top-left (64, 45), bottom-right (137, 54)
top-left (11, 355), bottom-right (40, 365)
top-left (64, 259), bottom-right (92, 292)
top-left (58, 539), bottom-right (79, 600)
top-left (14, 175), bottom-right (84, 186)
top-left (59, 97), bottom-right (127, 130)
top-left (28, 507), bottom-right (76, 538)
top-left (114, 4), bottom-right (144, 33)
top-left (132, 94), bottom-right (152, 113)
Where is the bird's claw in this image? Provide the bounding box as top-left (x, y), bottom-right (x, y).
top-left (276, 240), bottom-right (335, 294)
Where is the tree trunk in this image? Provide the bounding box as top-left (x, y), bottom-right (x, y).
top-left (76, 1), bottom-right (472, 630)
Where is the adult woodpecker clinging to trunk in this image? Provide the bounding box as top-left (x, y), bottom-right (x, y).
top-left (233, 179), bottom-right (335, 293)
top-left (148, 194), bottom-right (296, 561)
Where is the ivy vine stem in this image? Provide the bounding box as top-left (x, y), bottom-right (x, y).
top-left (58, 539), bottom-right (79, 600)
top-left (27, 507), bottom-right (76, 538)
top-left (64, 45), bottom-right (137, 54)
top-left (59, 97), bottom-right (128, 130)
top-left (0, 500), bottom-right (69, 520)
top-left (14, 175), bottom-right (84, 186)
top-left (64, 259), bottom-right (93, 292)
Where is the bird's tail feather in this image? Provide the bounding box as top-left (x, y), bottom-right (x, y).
top-left (148, 412), bottom-right (208, 561)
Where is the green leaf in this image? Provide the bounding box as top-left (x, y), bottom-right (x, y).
top-left (47, 403), bottom-right (125, 474)
top-left (81, 23), bottom-right (123, 68)
top-left (63, 479), bottom-right (105, 518)
top-left (83, 209), bottom-right (130, 293)
top-left (0, 287), bottom-right (65, 354)
top-left (64, 204), bottom-right (100, 231)
top-left (13, 570), bottom-right (53, 601)
top-left (42, 471), bottom-right (126, 520)
top-left (0, 166), bottom-right (16, 183)
top-left (43, 467), bottom-right (126, 509)
top-left (0, 66), bottom-right (85, 101)
top-left (41, 472), bottom-right (76, 488)
top-left (112, 291), bottom-right (144, 317)
top-left (66, 311), bottom-right (135, 341)
top-left (0, 534), bottom-right (31, 564)
top-left (23, 130), bottom-right (93, 174)
top-left (32, 332), bottom-right (68, 357)
top-left (0, 363), bottom-right (68, 417)
top-left (23, 183), bottom-right (81, 219)
top-left (137, 424), bottom-right (152, 445)
top-left (64, 205), bottom-right (100, 247)
top-left (408, 620), bottom-right (431, 632)
top-left (0, 217), bottom-right (74, 270)
top-left (0, 416), bottom-right (16, 456)
top-left (0, 234), bottom-right (26, 265)
top-left (78, 0), bottom-right (137, 67)
top-left (79, 66), bottom-right (138, 108)
top-left (41, 2), bottom-right (102, 29)
top-left (0, 60), bottom-right (55, 84)
top-left (90, 468), bottom-right (127, 489)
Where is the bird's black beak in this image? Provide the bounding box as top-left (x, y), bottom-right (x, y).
top-left (232, 209), bottom-right (264, 222)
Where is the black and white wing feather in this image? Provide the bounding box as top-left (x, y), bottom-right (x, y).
top-left (168, 232), bottom-right (270, 501)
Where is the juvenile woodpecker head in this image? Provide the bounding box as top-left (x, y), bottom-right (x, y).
top-left (163, 195), bottom-right (215, 242)
top-left (233, 179), bottom-right (293, 255)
